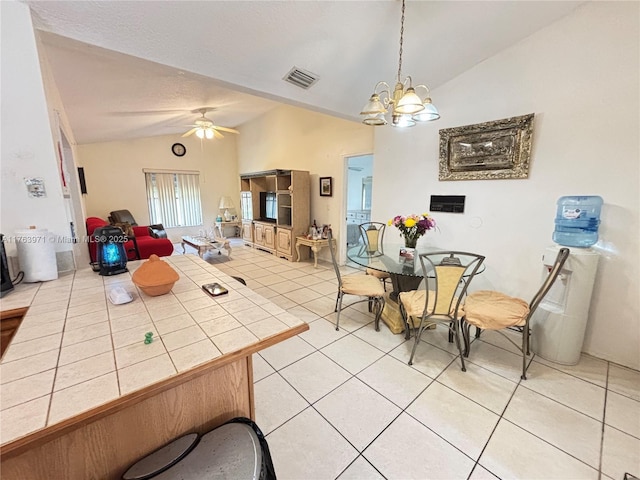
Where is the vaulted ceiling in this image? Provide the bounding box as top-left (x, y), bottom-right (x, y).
top-left (24, 1), bottom-right (585, 145)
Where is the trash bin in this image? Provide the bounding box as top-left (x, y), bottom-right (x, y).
top-left (530, 246), bottom-right (599, 365)
top-left (122, 417), bottom-right (276, 480)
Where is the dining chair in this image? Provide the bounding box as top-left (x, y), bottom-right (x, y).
top-left (398, 251), bottom-right (485, 370)
top-left (359, 222), bottom-right (391, 291)
top-left (327, 230), bottom-right (385, 331)
top-left (461, 247), bottom-right (569, 380)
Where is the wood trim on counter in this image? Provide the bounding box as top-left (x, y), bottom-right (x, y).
top-left (0, 307), bottom-right (29, 320)
top-left (1, 307), bottom-right (28, 359)
top-left (0, 322), bottom-right (307, 480)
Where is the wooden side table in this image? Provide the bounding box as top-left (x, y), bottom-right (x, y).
top-left (216, 221), bottom-right (241, 237)
top-left (295, 236), bottom-right (336, 268)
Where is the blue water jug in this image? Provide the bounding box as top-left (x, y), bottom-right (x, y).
top-left (552, 196), bottom-right (603, 247)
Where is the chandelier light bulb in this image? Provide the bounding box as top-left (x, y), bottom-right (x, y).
top-left (195, 128), bottom-right (205, 139)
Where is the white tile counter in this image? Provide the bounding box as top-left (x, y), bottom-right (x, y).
top-left (0, 254), bottom-right (307, 454)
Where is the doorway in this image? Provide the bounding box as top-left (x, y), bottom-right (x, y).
top-left (59, 129), bottom-right (88, 269)
top-left (342, 154), bottom-right (374, 264)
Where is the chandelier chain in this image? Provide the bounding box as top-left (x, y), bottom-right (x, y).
top-left (397, 0), bottom-right (405, 83)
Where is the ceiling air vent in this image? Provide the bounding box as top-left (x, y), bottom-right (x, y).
top-left (283, 67), bottom-right (319, 89)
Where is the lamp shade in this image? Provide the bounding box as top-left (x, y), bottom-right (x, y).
top-left (218, 196), bottom-right (234, 209)
top-left (195, 128), bottom-right (205, 139)
top-left (395, 87), bottom-right (425, 115)
top-left (360, 94), bottom-right (387, 115)
top-left (205, 128), bottom-right (214, 139)
top-left (391, 114), bottom-right (416, 128)
top-left (413, 100), bottom-right (440, 122)
top-left (363, 113), bottom-right (388, 126)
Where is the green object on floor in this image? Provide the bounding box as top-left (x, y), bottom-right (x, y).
top-left (144, 332), bottom-right (153, 344)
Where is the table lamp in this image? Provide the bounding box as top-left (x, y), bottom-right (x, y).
top-left (219, 196), bottom-right (234, 222)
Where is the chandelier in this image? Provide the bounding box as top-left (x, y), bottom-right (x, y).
top-left (360, 0), bottom-right (440, 127)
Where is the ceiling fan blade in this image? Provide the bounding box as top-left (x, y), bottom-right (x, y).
top-left (182, 127), bottom-right (198, 138)
top-left (213, 126), bottom-right (239, 135)
top-left (213, 129), bottom-right (224, 139)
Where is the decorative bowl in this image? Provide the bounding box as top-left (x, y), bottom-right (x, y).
top-left (132, 254), bottom-right (179, 296)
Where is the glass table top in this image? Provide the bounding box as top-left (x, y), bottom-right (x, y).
top-left (346, 244), bottom-right (485, 278)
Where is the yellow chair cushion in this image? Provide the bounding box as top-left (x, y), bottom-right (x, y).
top-left (463, 290), bottom-right (530, 329)
top-left (366, 268), bottom-right (390, 279)
top-left (399, 290), bottom-right (461, 317)
top-left (399, 290), bottom-right (435, 318)
top-left (342, 275), bottom-right (385, 297)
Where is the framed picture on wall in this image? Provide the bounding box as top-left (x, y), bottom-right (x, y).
top-left (438, 113), bottom-right (534, 181)
top-left (320, 177), bottom-right (332, 197)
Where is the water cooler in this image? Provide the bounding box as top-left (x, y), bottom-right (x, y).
top-left (530, 196), bottom-right (602, 365)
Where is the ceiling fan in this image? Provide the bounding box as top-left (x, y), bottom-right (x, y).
top-left (182, 108), bottom-right (239, 139)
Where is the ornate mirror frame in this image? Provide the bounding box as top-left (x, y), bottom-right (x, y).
top-left (439, 113), bottom-right (534, 181)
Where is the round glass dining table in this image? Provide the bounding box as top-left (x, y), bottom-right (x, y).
top-left (346, 244), bottom-right (484, 302)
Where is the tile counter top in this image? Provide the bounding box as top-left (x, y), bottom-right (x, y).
top-left (0, 254), bottom-right (306, 446)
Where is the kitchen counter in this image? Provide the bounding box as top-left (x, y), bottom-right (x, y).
top-left (0, 254), bottom-right (308, 479)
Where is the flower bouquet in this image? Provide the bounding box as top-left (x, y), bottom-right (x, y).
top-left (388, 213), bottom-right (436, 249)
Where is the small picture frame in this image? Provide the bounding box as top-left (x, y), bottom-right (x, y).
top-left (321, 224), bottom-right (331, 239)
top-left (319, 177), bottom-right (332, 197)
top-left (399, 247), bottom-right (415, 266)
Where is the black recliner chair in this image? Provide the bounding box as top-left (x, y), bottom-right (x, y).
top-left (109, 210), bottom-right (167, 239)
top-left (109, 209), bottom-right (138, 226)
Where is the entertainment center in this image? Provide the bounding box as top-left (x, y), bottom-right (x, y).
top-left (239, 170), bottom-right (310, 261)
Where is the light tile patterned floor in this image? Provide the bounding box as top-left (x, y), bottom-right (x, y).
top-left (191, 239), bottom-right (640, 480)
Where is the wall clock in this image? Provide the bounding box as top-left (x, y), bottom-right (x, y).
top-left (171, 143), bottom-right (186, 157)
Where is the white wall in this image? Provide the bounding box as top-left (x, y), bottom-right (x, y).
top-left (76, 134), bottom-right (239, 243)
top-left (372, 2), bottom-right (639, 369)
top-left (0, 2), bottom-right (71, 260)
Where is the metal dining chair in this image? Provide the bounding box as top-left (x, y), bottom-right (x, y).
top-left (398, 251), bottom-right (485, 370)
top-left (461, 247), bottom-right (569, 380)
top-left (359, 222), bottom-right (392, 291)
top-left (327, 230), bottom-right (386, 331)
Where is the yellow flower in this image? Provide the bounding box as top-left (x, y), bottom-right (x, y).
top-left (387, 220), bottom-right (392, 226)
top-left (404, 218), bottom-right (416, 228)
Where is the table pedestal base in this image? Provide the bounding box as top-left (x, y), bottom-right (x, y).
top-left (380, 295), bottom-right (406, 334)
top-left (380, 293), bottom-right (435, 337)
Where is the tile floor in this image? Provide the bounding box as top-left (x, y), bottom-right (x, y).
top-left (190, 239), bottom-right (639, 480)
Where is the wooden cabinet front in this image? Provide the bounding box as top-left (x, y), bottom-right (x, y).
top-left (254, 223), bottom-right (265, 246)
top-left (241, 221), bottom-right (253, 245)
top-left (253, 222), bottom-right (275, 252)
top-left (276, 228), bottom-right (294, 260)
top-left (263, 225), bottom-right (275, 250)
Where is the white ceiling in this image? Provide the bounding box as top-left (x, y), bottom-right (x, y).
top-left (24, 0), bottom-right (586, 145)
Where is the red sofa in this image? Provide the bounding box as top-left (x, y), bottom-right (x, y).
top-left (86, 217), bottom-right (174, 263)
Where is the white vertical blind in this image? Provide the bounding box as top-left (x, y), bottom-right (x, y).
top-left (145, 172), bottom-right (202, 227)
top-left (176, 173), bottom-right (202, 226)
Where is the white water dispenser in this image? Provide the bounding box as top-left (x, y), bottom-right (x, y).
top-left (530, 245), bottom-right (599, 365)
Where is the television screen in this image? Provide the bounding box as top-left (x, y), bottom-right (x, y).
top-left (259, 192), bottom-right (277, 222)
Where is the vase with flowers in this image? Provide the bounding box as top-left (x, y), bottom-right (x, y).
top-left (388, 213), bottom-right (436, 248)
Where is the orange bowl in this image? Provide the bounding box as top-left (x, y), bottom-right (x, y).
top-left (132, 254), bottom-right (179, 297)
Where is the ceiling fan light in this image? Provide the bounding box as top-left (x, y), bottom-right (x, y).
top-left (362, 113), bottom-right (388, 126)
top-left (395, 87), bottom-right (425, 115)
top-left (195, 128), bottom-right (205, 139)
top-left (205, 128), bottom-right (214, 139)
top-left (413, 101), bottom-right (440, 122)
top-left (360, 94), bottom-right (387, 116)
